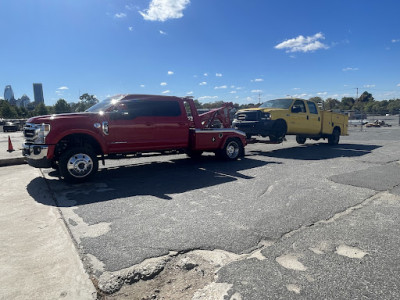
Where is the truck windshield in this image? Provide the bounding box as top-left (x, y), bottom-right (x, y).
top-left (259, 99), bottom-right (293, 109)
top-left (86, 95), bottom-right (126, 113)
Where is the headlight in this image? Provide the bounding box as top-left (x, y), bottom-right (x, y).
top-left (35, 124), bottom-right (51, 144)
top-left (261, 112), bottom-right (271, 120)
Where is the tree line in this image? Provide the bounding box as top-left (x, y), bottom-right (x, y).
top-left (0, 93), bottom-right (99, 119)
top-left (1, 91), bottom-right (400, 119)
top-left (194, 91), bottom-right (400, 115)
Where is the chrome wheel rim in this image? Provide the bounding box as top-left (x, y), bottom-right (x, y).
top-left (67, 153), bottom-right (93, 178)
top-left (226, 141), bottom-right (239, 158)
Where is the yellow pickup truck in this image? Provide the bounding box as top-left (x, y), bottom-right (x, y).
top-left (232, 98), bottom-right (348, 145)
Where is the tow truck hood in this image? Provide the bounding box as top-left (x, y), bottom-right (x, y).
top-left (27, 112), bottom-right (101, 125)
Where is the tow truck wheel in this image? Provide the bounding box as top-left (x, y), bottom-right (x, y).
top-left (217, 138), bottom-right (243, 161)
top-left (59, 146), bottom-right (98, 183)
top-left (269, 120), bottom-right (287, 143)
top-left (328, 128), bottom-right (340, 145)
top-left (296, 135), bottom-right (306, 144)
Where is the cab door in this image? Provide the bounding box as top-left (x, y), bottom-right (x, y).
top-left (151, 100), bottom-right (190, 149)
top-left (304, 101), bottom-right (321, 135)
top-left (288, 100), bottom-right (308, 133)
top-left (105, 100), bottom-right (156, 152)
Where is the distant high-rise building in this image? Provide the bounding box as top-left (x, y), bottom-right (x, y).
top-left (17, 94), bottom-right (31, 108)
top-left (33, 83), bottom-right (44, 105)
top-left (4, 85), bottom-right (15, 103)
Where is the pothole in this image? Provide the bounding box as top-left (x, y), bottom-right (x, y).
top-left (96, 240), bottom-right (275, 299)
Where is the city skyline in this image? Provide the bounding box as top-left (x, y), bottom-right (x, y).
top-left (1, 0), bottom-right (400, 106)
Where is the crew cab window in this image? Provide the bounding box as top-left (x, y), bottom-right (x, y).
top-left (291, 100), bottom-right (306, 113)
top-left (307, 102), bottom-right (318, 114)
top-left (123, 100), bottom-right (181, 118)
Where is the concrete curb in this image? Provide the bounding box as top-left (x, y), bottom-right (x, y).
top-left (0, 156), bottom-right (27, 167)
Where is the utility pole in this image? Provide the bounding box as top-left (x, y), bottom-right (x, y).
top-left (258, 93), bottom-right (261, 105)
top-left (355, 87), bottom-right (363, 131)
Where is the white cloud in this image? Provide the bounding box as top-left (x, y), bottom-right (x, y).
top-left (293, 93), bottom-right (308, 98)
top-left (251, 89), bottom-right (263, 93)
top-left (275, 32), bottom-right (329, 53)
top-left (128, 26), bottom-right (134, 31)
top-left (199, 82), bottom-right (207, 86)
top-left (230, 91), bottom-right (237, 94)
top-left (363, 84), bottom-right (375, 88)
top-left (115, 13), bottom-right (127, 18)
top-left (159, 30), bottom-right (167, 35)
top-left (125, 4), bottom-right (138, 10)
top-left (162, 90), bottom-right (170, 94)
top-left (187, 91), bottom-right (193, 95)
top-left (342, 67), bottom-right (359, 72)
top-left (58, 86), bottom-right (68, 90)
top-left (198, 96), bottom-right (218, 101)
top-left (203, 73), bottom-right (208, 76)
top-left (214, 85), bottom-right (227, 90)
top-left (317, 92), bottom-right (327, 96)
top-left (216, 73), bottom-right (223, 77)
top-left (168, 71), bottom-right (174, 75)
top-left (160, 82), bottom-right (167, 86)
top-left (392, 39), bottom-right (400, 43)
top-left (397, 83), bottom-right (400, 87)
top-left (140, 84), bottom-right (145, 88)
top-left (252, 78), bottom-right (264, 82)
top-left (246, 97), bottom-right (253, 102)
top-left (140, 0), bottom-right (190, 22)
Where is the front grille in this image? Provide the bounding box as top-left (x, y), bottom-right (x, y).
top-left (235, 111), bottom-right (260, 121)
top-left (24, 123), bottom-right (38, 143)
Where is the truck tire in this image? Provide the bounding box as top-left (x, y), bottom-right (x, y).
top-left (217, 138), bottom-right (243, 161)
top-left (59, 146), bottom-right (98, 183)
top-left (269, 120), bottom-right (287, 143)
top-left (328, 128), bottom-right (340, 145)
top-left (296, 135), bottom-right (307, 144)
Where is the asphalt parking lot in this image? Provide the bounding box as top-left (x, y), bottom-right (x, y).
top-left (2, 118), bottom-right (400, 299)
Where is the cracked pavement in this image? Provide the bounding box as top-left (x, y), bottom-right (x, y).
top-left (33, 123), bottom-right (400, 299)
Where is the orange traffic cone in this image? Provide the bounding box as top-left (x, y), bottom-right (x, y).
top-left (7, 136), bottom-right (14, 152)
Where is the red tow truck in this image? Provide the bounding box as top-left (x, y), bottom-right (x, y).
top-left (23, 94), bottom-right (246, 183)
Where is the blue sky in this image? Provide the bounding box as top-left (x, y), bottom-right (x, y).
top-left (1, 0), bottom-right (400, 106)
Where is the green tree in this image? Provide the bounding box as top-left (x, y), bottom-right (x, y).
top-left (76, 93), bottom-right (99, 112)
top-left (34, 103), bottom-right (49, 116)
top-left (358, 91), bottom-right (374, 103)
top-left (324, 98), bottom-right (340, 110)
top-left (54, 99), bottom-right (71, 114)
top-left (340, 97), bottom-right (355, 110)
top-left (0, 102), bottom-right (18, 118)
top-left (387, 99), bottom-right (400, 114)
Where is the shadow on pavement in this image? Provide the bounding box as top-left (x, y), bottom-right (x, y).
top-left (250, 143), bottom-right (381, 160)
top-left (28, 156), bottom-right (277, 207)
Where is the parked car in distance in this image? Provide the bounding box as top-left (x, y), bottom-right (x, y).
top-left (3, 121), bottom-right (20, 132)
